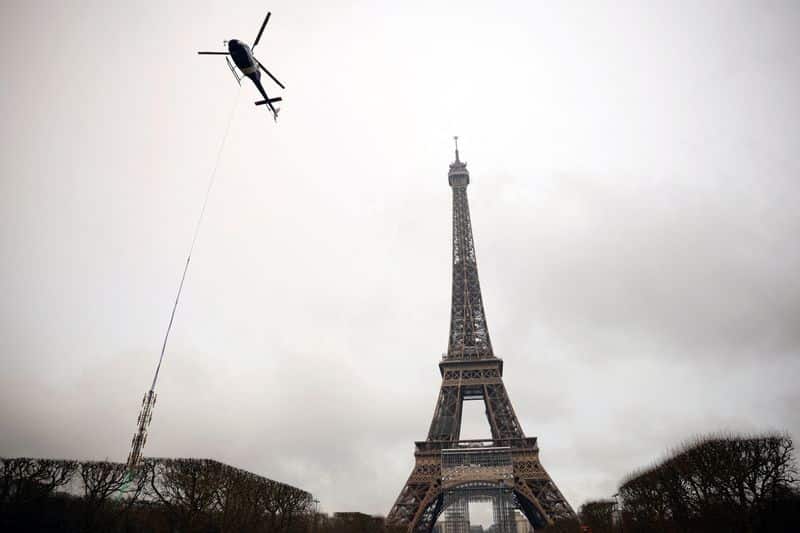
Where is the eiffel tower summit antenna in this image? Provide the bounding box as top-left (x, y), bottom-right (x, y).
top-left (387, 139), bottom-right (575, 531)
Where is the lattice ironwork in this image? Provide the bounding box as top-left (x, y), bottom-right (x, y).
top-left (446, 144), bottom-right (493, 361)
top-left (387, 143), bottom-right (575, 532)
top-left (428, 386), bottom-right (462, 442)
top-left (484, 383), bottom-right (524, 440)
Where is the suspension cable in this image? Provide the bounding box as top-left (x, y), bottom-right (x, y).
top-left (149, 88), bottom-right (242, 392)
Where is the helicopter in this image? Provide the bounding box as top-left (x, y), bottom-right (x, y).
top-left (198, 12), bottom-right (286, 121)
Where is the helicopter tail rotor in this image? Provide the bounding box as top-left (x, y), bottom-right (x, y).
top-left (255, 97), bottom-right (282, 106)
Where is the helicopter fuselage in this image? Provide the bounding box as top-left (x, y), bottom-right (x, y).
top-left (228, 39), bottom-right (260, 78)
top-left (198, 11), bottom-right (283, 120)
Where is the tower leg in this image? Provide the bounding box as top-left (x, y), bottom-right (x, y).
top-left (388, 459), bottom-right (442, 533)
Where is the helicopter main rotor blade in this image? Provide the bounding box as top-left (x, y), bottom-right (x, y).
top-left (252, 12), bottom-right (271, 49)
top-left (257, 60), bottom-right (285, 89)
top-left (198, 51), bottom-right (230, 55)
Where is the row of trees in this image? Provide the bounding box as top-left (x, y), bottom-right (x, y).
top-left (7, 434), bottom-right (796, 532)
top-left (578, 433), bottom-right (800, 533)
top-left (312, 512), bottom-right (405, 533)
top-left (1, 457), bottom-right (314, 532)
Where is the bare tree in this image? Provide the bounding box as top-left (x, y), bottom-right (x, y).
top-left (0, 458), bottom-right (77, 508)
top-left (619, 433), bottom-right (800, 532)
top-left (0, 458), bottom-right (78, 531)
top-left (78, 460), bottom-right (148, 531)
top-left (578, 499), bottom-right (615, 533)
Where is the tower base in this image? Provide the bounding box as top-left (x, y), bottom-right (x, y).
top-left (388, 439), bottom-right (574, 532)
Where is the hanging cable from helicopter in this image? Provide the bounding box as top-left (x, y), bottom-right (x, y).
top-left (126, 11), bottom-right (287, 471)
top-left (126, 87), bottom-right (241, 470)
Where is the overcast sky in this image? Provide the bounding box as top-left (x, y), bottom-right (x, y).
top-left (1, 0), bottom-right (799, 519)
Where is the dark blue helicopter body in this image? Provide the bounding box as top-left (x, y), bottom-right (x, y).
top-left (198, 13), bottom-right (286, 120)
top-left (227, 40), bottom-right (256, 72)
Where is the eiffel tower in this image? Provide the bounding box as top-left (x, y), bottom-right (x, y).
top-left (387, 139), bottom-right (575, 532)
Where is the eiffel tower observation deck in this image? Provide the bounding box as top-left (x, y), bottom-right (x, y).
top-left (387, 140), bottom-right (575, 532)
